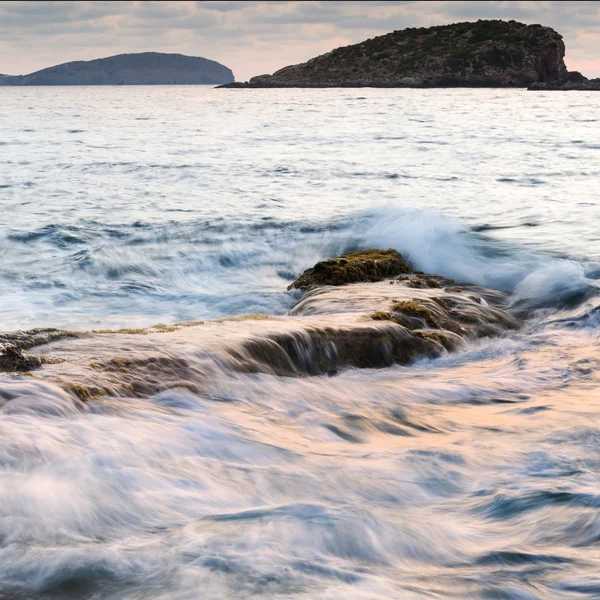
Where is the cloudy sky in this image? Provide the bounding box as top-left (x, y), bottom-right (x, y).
top-left (2, 1), bottom-right (600, 80)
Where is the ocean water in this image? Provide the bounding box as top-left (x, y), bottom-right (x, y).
top-left (2, 86), bottom-right (600, 598)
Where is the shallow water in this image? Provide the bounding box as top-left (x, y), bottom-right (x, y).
top-left (2, 86), bottom-right (600, 599)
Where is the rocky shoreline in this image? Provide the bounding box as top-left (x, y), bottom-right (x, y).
top-left (528, 77), bottom-right (600, 91)
top-left (0, 249), bottom-right (520, 403)
top-left (221, 80), bottom-right (547, 89)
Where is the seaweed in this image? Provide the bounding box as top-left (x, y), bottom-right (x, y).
top-left (289, 249), bottom-right (411, 290)
top-left (390, 301), bottom-right (441, 328)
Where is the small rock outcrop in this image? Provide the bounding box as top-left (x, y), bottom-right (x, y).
top-left (220, 20), bottom-right (574, 89)
top-left (529, 71), bottom-right (600, 90)
top-left (0, 329), bottom-right (78, 372)
top-left (288, 249), bottom-right (411, 290)
top-left (0, 52), bottom-right (234, 86)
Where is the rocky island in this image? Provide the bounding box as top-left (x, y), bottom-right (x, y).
top-left (0, 52), bottom-right (234, 86)
top-left (220, 19), bottom-right (584, 89)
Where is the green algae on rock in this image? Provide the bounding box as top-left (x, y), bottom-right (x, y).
top-left (288, 249), bottom-right (411, 290)
top-left (388, 294), bottom-right (519, 338)
top-left (65, 382), bottom-right (107, 402)
top-left (390, 301), bottom-right (442, 329)
top-left (371, 311), bottom-right (393, 321)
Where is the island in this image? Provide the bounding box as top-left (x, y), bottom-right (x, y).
top-left (219, 19), bottom-right (586, 89)
top-left (0, 52), bottom-right (234, 86)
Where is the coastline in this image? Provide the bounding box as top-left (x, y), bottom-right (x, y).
top-left (218, 81), bottom-right (532, 89)
top-left (218, 80), bottom-right (600, 91)
top-left (1, 250), bottom-right (519, 399)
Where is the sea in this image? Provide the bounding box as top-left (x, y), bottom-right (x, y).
top-left (1, 85), bottom-right (600, 599)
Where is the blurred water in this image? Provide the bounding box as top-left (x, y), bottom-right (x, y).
top-left (2, 86), bottom-right (600, 599)
top-left (1, 86), bottom-right (600, 329)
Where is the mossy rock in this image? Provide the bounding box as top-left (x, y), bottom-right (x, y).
top-left (432, 297), bottom-right (449, 310)
top-left (390, 300), bottom-right (441, 328)
top-left (0, 346), bottom-right (43, 372)
top-left (416, 330), bottom-right (458, 351)
top-left (288, 249), bottom-right (411, 290)
top-left (405, 275), bottom-right (454, 289)
top-left (371, 311), bottom-right (393, 321)
top-left (231, 322), bottom-right (442, 376)
top-left (65, 383), bottom-right (107, 401)
top-left (0, 328), bottom-right (80, 371)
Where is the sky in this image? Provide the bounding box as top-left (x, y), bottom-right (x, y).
top-left (2, 1), bottom-right (600, 80)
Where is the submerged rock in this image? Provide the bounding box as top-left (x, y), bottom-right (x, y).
top-left (288, 249), bottom-right (411, 290)
top-left (228, 323), bottom-right (444, 376)
top-left (0, 328), bottom-right (79, 350)
top-left (228, 277), bottom-right (518, 376)
top-left (220, 20), bottom-right (574, 89)
top-left (0, 346), bottom-right (42, 372)
top-left (0, 251), bottom-right (520, 396)
top-left (0, 329), bottom-right (79, 372)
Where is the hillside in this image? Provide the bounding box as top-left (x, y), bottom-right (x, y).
top-left (221, 20), bottom-right (573, 88)
top-left (0, 52), bottom-right (234, 86)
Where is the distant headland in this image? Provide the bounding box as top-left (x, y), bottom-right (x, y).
top-left (219, 20), bottom-right (598, 90)
top-left (0, 52), bottom-right (234, 86)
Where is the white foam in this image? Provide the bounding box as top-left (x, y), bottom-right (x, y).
top-left (297, 205), bottom-right (596, 308)
top-left (513, 260), bottom-right (596, 308)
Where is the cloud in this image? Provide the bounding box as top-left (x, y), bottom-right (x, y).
top-left (1, 1), bottom-right (600, 79)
